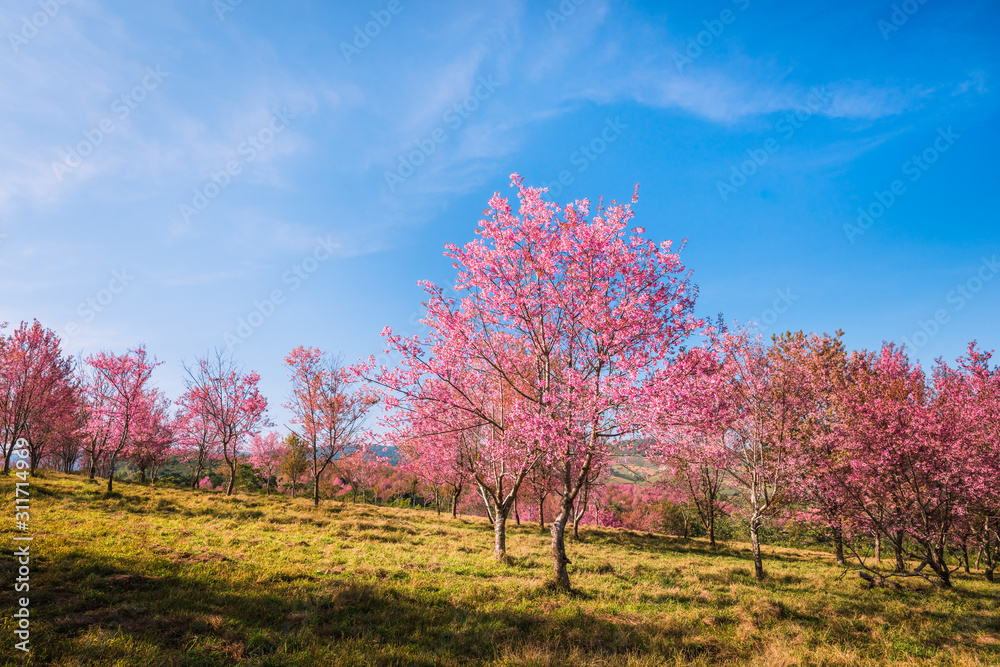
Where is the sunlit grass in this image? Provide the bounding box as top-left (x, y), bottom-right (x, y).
top-left (2, 473), bottom-right (998, 666)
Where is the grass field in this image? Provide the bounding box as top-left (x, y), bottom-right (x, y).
top-left (2, 473), bottom-right (998, 666)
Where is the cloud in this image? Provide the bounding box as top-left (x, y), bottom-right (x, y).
top-left (822, 81), bottom-right (933, 120)
top-left (952, 71), bottom-right (988, 96)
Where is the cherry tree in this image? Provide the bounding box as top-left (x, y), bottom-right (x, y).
top-left (832, 345), bottom-right (937, 580)
top-left (522, 460), bottom-right (556, 530)
top-left (46, 399), bottom-right (87, 473)
top-left (248, 431), bottom-right (286, 495)
top-left (130, 390), bottom-right (173, 484)
top-left (180, 350), bottom-right (269, 496)
top-left (23, 362), bottom-right (81, 474)
top-left (285, 346), bottom-right (374, 506)
top-left (85, 346), bottom-right (161, 493)
top-left (783, 331), bottom-right (854, 564)
top-left (825, 343), bottom-right (976, 588)
top-left (947, 343), bottom-right (1000, 582)
top-left (364, 175), bottom-right (700, 590)
top-left (173, 404), bottom-right (220, 489)
top-left (653, 328), bottom-right (813, 582)
top-left (80, 363), bottom-right (114, 482)
top-left (653, 429), bottom-right (730, 546)
top-left (0, 321), bottom-right (79, 474)
top-left (394, 400), bottom-right (471, 518)
top-left (365, 353), bottom-right (542, 559)
top-left (723, 331), bottom-right (817, 581)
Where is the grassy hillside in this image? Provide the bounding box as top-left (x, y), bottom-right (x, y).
top-left (2, 474), bottom-right (998, 666)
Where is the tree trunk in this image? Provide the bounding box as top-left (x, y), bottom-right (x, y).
top-left (551, 496), bottom-right (573, 591)
top-left (833, 526), bottom-right (845, 565)
top-left (985, 517), bottom-right (997, 583)
top-left (89, 458), bottom-right (98, 481)
top-left (707, 510), bottom-right (716, 547)
top-left (538, 495), bottom-right (545, 530)
top-left (874, 531), bottom-right (882, 563)
top-left (493, 508), bottom-right (509, 560)
top-left (478, 485), bottom-right (495, 524)
top-left (749, 516), bottom-right (766, 582)
top-left (572, 487), bottom-right (590, 541)
top-left (962, 542), bottom-right (971, 574)
top-left (892, 530), bottom-right (905, 572)
top-left (313, 476), bottom-right (320, 506)
top-left (513, 495), bottom-right (520, 526)
top-left (924, 543), bottom-right (952, 589)
top-left (106, 460), bottom-right (115, 494)
top-left (226, 462), bottom-right (236, 496)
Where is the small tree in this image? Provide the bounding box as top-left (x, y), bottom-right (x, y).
top-left (174, 404), bottom-right (219, 490)
top-left (236, 462), bottom-right (265, 492)
top-left (282, 432), bottom-right (309, 497)
top-left (248, 431), bottom-right (285, 495)
top-left (285, 347), bottom-right (374, 506)
top-left (654, 431), bottom-right (730, 547)
top-left (85, 346), bottom-right (161, 494)
top-left (180, 350), bottom-right (270, 496)
top-left (653, 329), bottom-right (812, 582)
top-left (131, 390), bottom-right (173, 484)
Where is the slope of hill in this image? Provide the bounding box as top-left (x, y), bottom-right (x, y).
top-left (2, 474), bottom-right (998, 666)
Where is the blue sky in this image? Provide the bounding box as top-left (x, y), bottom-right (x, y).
top-left (2, 0), bottom-right (997, 428)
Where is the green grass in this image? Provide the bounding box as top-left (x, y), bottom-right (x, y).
top-left (2, 473), bottom-right (998, 666)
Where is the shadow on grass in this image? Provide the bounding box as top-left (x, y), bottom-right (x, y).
top-left (19, 548), bottom-right (736, 666)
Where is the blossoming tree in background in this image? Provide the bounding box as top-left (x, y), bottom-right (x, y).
top-left (179, 350), bottom-right (269, 496)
